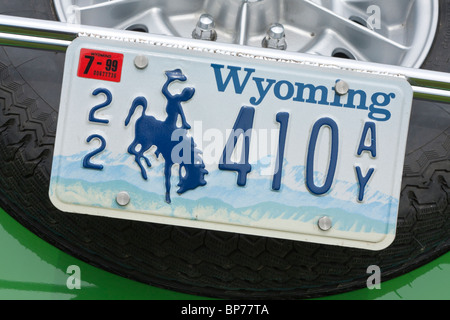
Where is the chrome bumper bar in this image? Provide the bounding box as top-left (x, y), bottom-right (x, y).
top-left (1, 15), bottom-right (449, 104)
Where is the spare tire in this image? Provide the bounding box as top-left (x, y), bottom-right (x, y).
top-left (0, 0), bottom-right (448, 299)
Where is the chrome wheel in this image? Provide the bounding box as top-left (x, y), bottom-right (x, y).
top-left (54, 0), bottom-right (439, 68)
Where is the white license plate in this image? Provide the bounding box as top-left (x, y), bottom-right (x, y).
top-left (50, 37), bottom-right (413, 250)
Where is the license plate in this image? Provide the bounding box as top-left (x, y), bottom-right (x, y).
top-left (50, 37), bottom-right (413, 250)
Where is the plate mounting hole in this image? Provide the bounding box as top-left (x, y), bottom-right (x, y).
top-left (349, 16), bottom-right (369, 28)
top-left (332, 48), bottom-right (356, 60)
top-left (126, 24), bottom-right (149, 33)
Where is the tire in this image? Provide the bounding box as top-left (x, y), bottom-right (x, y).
top-left (0, 0), bottom-right (448, 299)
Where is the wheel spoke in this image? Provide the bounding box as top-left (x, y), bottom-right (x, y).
top-left (289, 0), bottom-right (409, 63)
top-left (76, 0), bottom-right (152, 28)
top-left (114, 8), bottom-right (181, 37)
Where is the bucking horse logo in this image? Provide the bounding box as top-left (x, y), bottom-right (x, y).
top-left (125, 69), bottom-right (208, 203)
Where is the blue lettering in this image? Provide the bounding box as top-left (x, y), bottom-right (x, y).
top-left (250, 77), bottom-right (276, 105)
top-left (272, 112), bottom-right (290, 191)
top-left (211, 64), bottom-right (255, 94)
top-left (83, 134), bottom-right (106, 170)
top-left (357, 122), bottom-right (377, 157)
top-left (368, 92), bottom-right (394, 121)
top-left (344, 89), bottom-right (368, 110)
top-left (306, 117), bottom-right (339, 195)
top-left (293, 83), bottom-right (329, 105)
top-left (274, 80), bottom-right (295, 101)
top-left (330, 86), bottom-right (343, 107)
top-left (89, 88), bottom-right (112, 124)
top-left (219, 106), bottom-right (255, 186)
top-left (210, 65), bottom-right (396, 122)
top-left (355, 166), bottom-right (375, 202)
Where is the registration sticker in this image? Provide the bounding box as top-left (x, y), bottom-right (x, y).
top-left (77, 48), bottom-right (124, 82)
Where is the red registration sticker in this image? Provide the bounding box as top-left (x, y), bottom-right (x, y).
top-left (77, 49), bottom-right (124, 82)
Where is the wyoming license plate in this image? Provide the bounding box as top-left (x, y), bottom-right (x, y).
top-left (50, 37), bottom-right (413, 250)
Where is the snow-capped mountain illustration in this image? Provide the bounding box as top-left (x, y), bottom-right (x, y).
top-left (50, 150), bottom-right (398, 236)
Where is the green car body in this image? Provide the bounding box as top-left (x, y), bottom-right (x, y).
top-left (1, 207), bottom-right (449, 300)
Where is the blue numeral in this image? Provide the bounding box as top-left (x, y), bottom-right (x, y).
top-left (219, 106), bottom-right (255, 186)
top-left (83, 134), bottom-right (106, 170)
top-left (89, 88), bottom-right (112, 124)
top-left (272, 112), bottom-right (289, 191)
top-left (306, 117), bottom-right (339, 195)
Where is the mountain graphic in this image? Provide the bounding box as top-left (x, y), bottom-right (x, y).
top-left (50, 151), bottom-right (399, 236)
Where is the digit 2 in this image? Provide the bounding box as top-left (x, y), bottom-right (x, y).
top-left (89, 88), bottom-right (112, 124)
top-left (82, 134), bottom-right (107, 170)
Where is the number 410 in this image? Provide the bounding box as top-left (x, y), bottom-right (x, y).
top-left (220, 106), bottom-right (377, 202)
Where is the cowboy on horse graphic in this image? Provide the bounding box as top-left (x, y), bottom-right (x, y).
top-left (125, 69), bottom-right (208, 203)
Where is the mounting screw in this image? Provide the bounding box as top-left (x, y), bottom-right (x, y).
top-left (134, 55), bottom-right (148, 69)
top-left (318, 216), bottom-right (332, 231)
top-left (262, 23), bottom-right (287, 50)
top-left (335, 80), bottom-right (349, 95)
top-left (192, 13), bottom-right (217, 41)
top-left (116, 191), bottom-right (130, 206)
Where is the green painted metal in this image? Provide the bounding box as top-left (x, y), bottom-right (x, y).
top-left (0, 208), bottom-right (203, 300)
top-left (0, 208), bottom-right (448, 300)
top-left (320, 251), bottom-right (450, 300)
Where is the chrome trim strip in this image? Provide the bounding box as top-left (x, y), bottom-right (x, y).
top-left (0, 15), bottom-right (449, 103)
